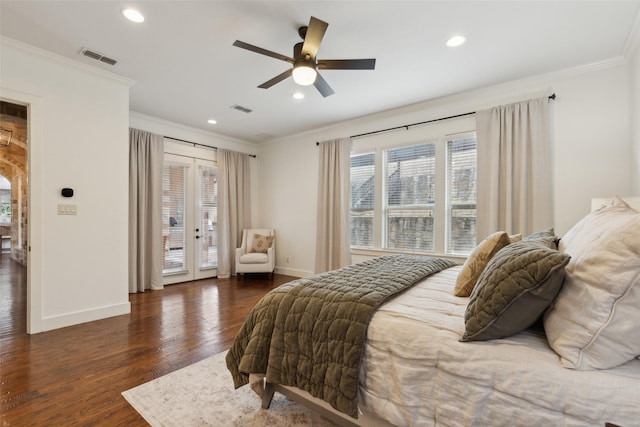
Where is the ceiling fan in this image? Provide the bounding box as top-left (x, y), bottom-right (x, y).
top-left (233, 16), bottom-right (376, 97)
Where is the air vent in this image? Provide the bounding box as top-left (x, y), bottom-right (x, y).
top-left (255, 133), bottom-right (276, 141)
top-left (230, 105), bottom-right (253, 114)
top-left (99, 56), bottom-right (117, 66)
top-left (80, 48), bottom-right (118, 66)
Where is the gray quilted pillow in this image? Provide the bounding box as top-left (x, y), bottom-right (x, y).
top-left (522, 227), bottom-right (560, 249)
top-left (461, 239), bottom-right (570, 342)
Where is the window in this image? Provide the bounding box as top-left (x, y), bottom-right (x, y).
top-left (349, 118), bottom-right (477, 256)
top-left (384, 143), bottom-right (436, 252)
top-left (0, 175), bottom-right (11, 219)
top-left (446, 136), bottom-right (477, 254)
top-left (350, 153), bottom-right (375, 248)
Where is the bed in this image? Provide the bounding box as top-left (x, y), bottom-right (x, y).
top-left (227, 196), bottom-right (640, 426)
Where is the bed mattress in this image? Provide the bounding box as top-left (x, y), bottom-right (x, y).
top-left (359, 265), bottom-right (640, 426)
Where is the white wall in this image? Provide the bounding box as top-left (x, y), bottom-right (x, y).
top-left (1, 38), bottom-right (132, 332)
top-left (259, 60), bottom-right (634, 278)
top-left (551, 64), bottom-right (631, 231)
top-left (257, 136), bottom-right (319, 277)
top-left (631, 34), bottom-right (640, 195)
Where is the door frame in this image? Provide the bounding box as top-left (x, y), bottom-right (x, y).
top-left (1, 87), bottom-right (43, 334)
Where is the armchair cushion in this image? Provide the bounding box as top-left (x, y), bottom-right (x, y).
top-left (239, 252), bottom-right (269, 264)
top-left (250, 233), bottom-right (274, 253)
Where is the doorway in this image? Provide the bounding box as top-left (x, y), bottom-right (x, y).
top-left (0, 100), bottom-right (28, 336)
top-left (162, 153), bottom-right (217, 285)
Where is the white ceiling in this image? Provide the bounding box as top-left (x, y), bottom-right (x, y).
top-left (1, 1), bottom-right (639, 143)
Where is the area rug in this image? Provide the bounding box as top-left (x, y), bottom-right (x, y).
top-left (122, 351), bottom-right (337, 426)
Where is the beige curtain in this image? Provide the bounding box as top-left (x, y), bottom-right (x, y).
top-left (476, 97), bottom-right (552, 241)
top-left (315, 137), bottom-right (351, 273)
top-left (129, 128), bottom-right (164, 293)
top-left (217, 149), bottom-right (252, 278)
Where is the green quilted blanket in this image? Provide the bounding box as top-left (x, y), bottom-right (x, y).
top-left (225, 255), bottom-right (456, 418)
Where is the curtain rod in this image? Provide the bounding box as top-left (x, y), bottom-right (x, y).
top-left (164, 135), bottom-right (257, 158)
top-left (317, 93), bottom-right (556, 144)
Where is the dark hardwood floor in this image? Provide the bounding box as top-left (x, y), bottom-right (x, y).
top-left (0, 256), bottom-right (293, 426)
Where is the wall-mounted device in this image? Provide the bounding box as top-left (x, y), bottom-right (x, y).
top-left (61, 188), bottom-right (74, 198)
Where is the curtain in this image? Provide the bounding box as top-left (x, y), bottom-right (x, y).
top-left (217, 149), bottom-right (252, 278)
top-left (476, 96), bottom-right (552, 241)
top-left (129, 128), bottom-right (164, 293)
top-left (315, 137), bottom-right (351, 273)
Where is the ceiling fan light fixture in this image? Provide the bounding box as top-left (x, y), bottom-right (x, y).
top-left (292, 63), bottom-right (317, 86)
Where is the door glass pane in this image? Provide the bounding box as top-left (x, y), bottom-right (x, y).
top-left (199, 165), bottom-right (217, 269)
top-left (163, 164), bottom-right (187, 274)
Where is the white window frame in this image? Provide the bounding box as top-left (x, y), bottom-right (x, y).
top-left (350, 116), bottom-right (476, 258)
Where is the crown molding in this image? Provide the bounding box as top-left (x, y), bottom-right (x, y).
top-left (129, 111), bottom-right (258, 152)
top-left (1, 36), bottom-right (135, 87)
top-left (543, 56), bottom-right (627, 81)
top-left (623, 7), bottom-right (640, 59)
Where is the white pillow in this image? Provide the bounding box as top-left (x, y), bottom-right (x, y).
top-left (544, 196), bottom-right (640, 370)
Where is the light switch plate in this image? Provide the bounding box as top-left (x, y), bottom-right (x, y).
top-left (58, 204), bottom-right (77, 215)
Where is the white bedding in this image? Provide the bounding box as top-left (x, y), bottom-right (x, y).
top-left (360, 265), bottom-right (640, 427)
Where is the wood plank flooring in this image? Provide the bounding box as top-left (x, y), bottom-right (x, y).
top-left (0, 257), bottom-right (293, 426)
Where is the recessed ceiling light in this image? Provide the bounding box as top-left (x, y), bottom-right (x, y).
top-left (446, 35), bottom-right (466, 47)
top-left (292, 92), bottom-right (305, 100)
top-left (122, 8), bottom-right (144, 23)
top-left (207, 119), bottom-right (217, 125)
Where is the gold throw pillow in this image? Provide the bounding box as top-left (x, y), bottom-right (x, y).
top-left (250, 233), bottom-right (274, 253)
top-left (454, 231), bottom-right (521, 297)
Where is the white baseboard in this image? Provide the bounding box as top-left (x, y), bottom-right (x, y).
top-left (39, 301), bottom-right (131, 333)
top-left (274, 266), bottom-right (313, 278)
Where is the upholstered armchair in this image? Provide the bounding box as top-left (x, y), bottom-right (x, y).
top-left (235, 228), bottom-right (276, 278)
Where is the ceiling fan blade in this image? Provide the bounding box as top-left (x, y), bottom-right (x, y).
top-left (233, 40), bottom-right (294, 64)
top-left (318, 58), bottom-right (376, 70)
top-left (258, 69), bottom-right (293, 89)
top-left (301, 16), bottom-right (328, 59)
top-left (313, 72), bottom-right (335, 97)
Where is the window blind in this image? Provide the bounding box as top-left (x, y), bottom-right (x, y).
top-left (384, 143), bottom-right (436, 252)
top-left (162, 164), bottom-right (187, 273)
top-left (199, 166), bottom-right (217, 269)
top-left (446, 135), bottom-right (477, 254)
top-left (350, 152), bottom-right (375, 248)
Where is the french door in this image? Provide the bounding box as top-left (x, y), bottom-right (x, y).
top-left (162, 154), bottom-right (217, 284)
